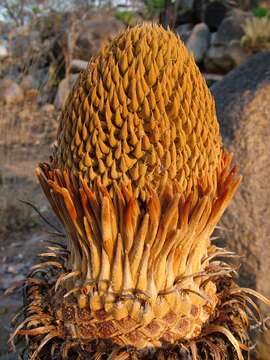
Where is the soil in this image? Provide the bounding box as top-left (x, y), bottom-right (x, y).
top-left (0, 99), bottom-right (61, 357)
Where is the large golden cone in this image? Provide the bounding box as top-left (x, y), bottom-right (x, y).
top-left (11, 24), bottom-right (270, 359)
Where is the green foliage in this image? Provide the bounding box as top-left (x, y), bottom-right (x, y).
top-left (31, 5), bottom-right (41, 14)
top-left (114, 11), bottom-right (136, 25)
top-left (147, 0), bottom-right (166, 11)
top-left (252, 7), bottom-right (269, 18)
top-left (144, 0), bottom-right (166, 20)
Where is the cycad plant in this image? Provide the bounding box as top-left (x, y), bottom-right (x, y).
top-left (11, 24), bottom-right (270, 360)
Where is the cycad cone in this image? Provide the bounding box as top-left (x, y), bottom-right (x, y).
top-left (13, 24), bottom-right (270, 359)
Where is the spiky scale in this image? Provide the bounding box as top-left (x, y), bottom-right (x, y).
top-left (53, 24), bottom-right (221, 200)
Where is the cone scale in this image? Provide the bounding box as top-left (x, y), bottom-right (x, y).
top-left (12, 24), bottom-right (270, 359)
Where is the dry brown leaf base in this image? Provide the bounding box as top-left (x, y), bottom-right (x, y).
top-left (12, 263), bottom-right (264, 360)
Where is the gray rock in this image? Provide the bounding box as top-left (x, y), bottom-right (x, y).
top-left (211, 52), bottom-right (270, 309)
top-left (20, 74), bottom-right (40, 92)
top-left (186, 23), bottom-right (210, 63)
top-left (204, 45), bottom-right (233, 72)
top-left (175, 23), bottom-right (193, 34)
top-left (73, 19), bottom-right (125, 61)
top-left (54, 74), bottom-right (78, 110)
top-left (175, 24), bottom-right (193, 44)
top-left (210, 32), bottom-right (217, 45)
top-left (0, 79), bottom-right (24, 104)
top-left (204, 38), bottom-right (249, 73)
top-left (227, 40), bottom-right (249, 67)
top-left (212, 9), bottom-right (247, 46)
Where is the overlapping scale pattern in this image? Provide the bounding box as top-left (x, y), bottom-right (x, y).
top-left (54, 24), bottom-right (221, 199)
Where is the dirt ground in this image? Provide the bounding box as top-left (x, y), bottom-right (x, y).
top-left (0, 98), bottom-right (60, 357)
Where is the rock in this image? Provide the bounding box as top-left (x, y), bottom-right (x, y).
top-left (211, 52), bottom-right (270, 307)
top-left (186, 23), bottom-right (210, 63)
top-left (204, 39), bottom-right (249, 73)
top-left (70, 59), bottom-right (88, 73)
top-left (0, 41), bottom-right (8, 59)
top-left (34, 66), bottom-right (56, 105)
top-left (212, 9), bottom-right (247, 46)
top-left (175, 23), bottom-right (193, 34)
top-left (203, 72), bottom-right (223, 87)
top-left (73, 19), bottom-right (125, 61)
top-left (20, 74), bottom-right (40, 92)
top-left (54, 74), bottom-right (78, 110)
top-left (204, 45), bottom-right (233, 72)
top-left (175, 24), bottom-right (193, 44)
top-left (227, 40), bottom-right (248, 67)
top-left (0, 79), bottom-right (24, 104)
top-left (210, 32), bottom-right (217, 45)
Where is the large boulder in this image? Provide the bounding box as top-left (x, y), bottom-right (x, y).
top-left (186, 23), bottom-right (210, 63)
top-left (211, 52), bottom-right (270, 306)
top-left (212, 9), bottom-right (246, 46)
